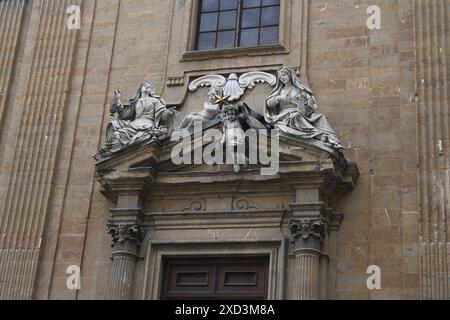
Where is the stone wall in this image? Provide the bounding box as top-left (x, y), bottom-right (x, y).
top-left (0, 0), bottom-right (448, 300)
top-left (307, 0), bottom-right (420, 299)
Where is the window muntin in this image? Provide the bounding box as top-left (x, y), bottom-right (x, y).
top-left (196, 0), bottom-right (280, 50)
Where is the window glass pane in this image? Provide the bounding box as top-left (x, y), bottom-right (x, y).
top-left (202, 0), bottom-right (219, 11)
top-left (199, 12), bottom-right (218, 32)
top-left (242, 8), bottom-right (260, 28)
top-left (243, 0), bottom-right (261, 8)
top-left (217, 31), bottom-right (235, 49)
top-left (198, 32), bottom-right (216, 49)
top-left (240, 28), bottom-right (259, 47)
top-left (259, 26), bottom-right (278, 44)
top-left (262, 0), bottom-right (279, 6)
top-left (220, 0), bottom-right (238, 10)
top-left (218, 11), bottom-right (237, 30)
top-left (261, 6), bottom-right (279, 26)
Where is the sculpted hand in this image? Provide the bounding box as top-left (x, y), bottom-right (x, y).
top-left (166, 107), bottom-right (177, 117)
top-left (277, 96), bottom-right (296, 105)
top-left (110, 90), bottom-right (123, 116)
top-left (113, 90), bottom-right (122, 104)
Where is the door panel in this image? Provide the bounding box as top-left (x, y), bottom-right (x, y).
top-left (160, 256), bottom-right (269, 300)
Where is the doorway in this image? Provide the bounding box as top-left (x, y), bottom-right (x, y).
top-left (160, 256), bottom-right (269, 300)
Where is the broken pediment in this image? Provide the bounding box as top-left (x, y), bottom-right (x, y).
top-left (94, 67), bottom-right (346, 164)
top-left (96, 129), bottom-right (359, 206)
top-left (95, 67), bottom-right (359, 217)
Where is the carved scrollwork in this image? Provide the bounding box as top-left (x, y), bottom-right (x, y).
top-left (288, 219), bottom-right (327, 242)
top-left (233, 198), bottom-right (258, 210)
top-left (106, 224), bottom-right (146, 249)
top-left (188, 75), bottom-right (227, 92)
top-left (188, 71), bottom-right (276, 102)
top-left (181, 199), bottom-right (206, 213)
top-left (238, 71), bottom-right (277, 89)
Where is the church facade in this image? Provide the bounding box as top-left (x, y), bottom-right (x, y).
top-left (0, 0), bottom-right (449, 300)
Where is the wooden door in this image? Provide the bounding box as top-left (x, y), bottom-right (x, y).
top-left (160, 256), bottom-right (269, 300)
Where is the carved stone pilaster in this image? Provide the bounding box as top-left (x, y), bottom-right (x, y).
top-left (289, 218), bottom-right (327, 300)
top-left (289, 219), bottom-right (327, 252)
top-left (105, 224), bottom-right (146, 300)
top-left (107, 224), bottom-right (146, 256)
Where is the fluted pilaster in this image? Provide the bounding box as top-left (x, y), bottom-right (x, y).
top-left (105, 224), bottom-right (146, 300)
top-left (415, 0), bottom-right (450, 300)
top-left (107, 255), bottom-right (138, 300)
top-left (0, 0), bottom-right (80, 299)
top-left (289, 219), bottom-right (326, 300)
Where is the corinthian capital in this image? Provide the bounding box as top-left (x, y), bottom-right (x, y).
top-left (289, 219), bottom-right (327, 242)
top-left (107, 224), bottom-right (146, 252)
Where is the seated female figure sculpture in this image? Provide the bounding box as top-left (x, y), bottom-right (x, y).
top-left (265, 67), bottom-right (343, 150)
top-left (94, 82), bottom-right (177, 161)
top-left (178, 86), bottom-right (222, 129)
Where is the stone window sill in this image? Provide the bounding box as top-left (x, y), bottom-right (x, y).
top-left (181, 44), bottom-right (288, 62)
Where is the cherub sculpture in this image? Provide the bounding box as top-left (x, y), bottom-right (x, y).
top-left (221, 104), bottom-right (251, 173)
top-left (178, 86), bottom-right (223, 129)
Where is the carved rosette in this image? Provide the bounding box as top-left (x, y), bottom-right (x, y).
top-left (107, 224), bottom-right (146, 255)
top-left (289, 219), bottom-right (327, 252)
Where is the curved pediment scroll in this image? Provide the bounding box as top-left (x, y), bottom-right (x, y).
top-left (188, 74), bottom-right (227, 92)
top-left (188, 71), bottom-right (276, 102)
top-left (238, 71), bottom-right (277, 90)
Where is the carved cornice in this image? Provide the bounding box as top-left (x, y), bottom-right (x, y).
top-left (99, 174), bottom-right (152, 205)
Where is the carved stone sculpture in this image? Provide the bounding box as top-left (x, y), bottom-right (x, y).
top-left (188, 71), bottom-right (276, 102)
top-left (107, 223), bottom-right (146, 252)
top-left (223, 73), bottom-right (244, 101)
top-left (178, 86), bottom-right (222, 129)
top-left (265, 67), bottom-right (343, 150)
top-left (289, 219), bottom-right (327, 243)
top-left (238, 71), bottom-right (277, 90)
top-left (221, 104), bottom-right (250, 173)
top-left (94, 82), bottom-right (178, 161)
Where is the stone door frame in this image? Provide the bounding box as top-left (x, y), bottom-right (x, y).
top-left (142, 239), bottom-right (287, 300)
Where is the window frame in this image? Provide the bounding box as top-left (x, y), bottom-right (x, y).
top-left (194, 0), bottom-right (281, 51)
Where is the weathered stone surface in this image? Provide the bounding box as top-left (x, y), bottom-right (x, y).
top-left (0, 0), bottom-right (448, 300)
